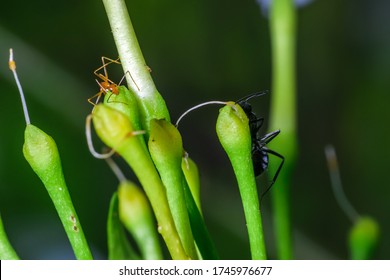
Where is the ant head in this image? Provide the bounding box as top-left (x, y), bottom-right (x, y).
top-left (100, 81), bottom-right (110, 90)
top-left (95, 79), bottom-right (119, 95)
top-left (238, 101), bottom-right (252, 114)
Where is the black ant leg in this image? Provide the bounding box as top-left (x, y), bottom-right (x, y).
top-left (260, 147), bottom-right (285, 200)
top-left (248, 117), bottom-right (264, 136)
top-left (260, 129), bottom-right (281, 146)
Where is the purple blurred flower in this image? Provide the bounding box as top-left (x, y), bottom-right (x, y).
top-left (257, 0), bottom-right (315, 16)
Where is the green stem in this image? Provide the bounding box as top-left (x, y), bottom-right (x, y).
top-left (102, 0), bottom-right (170, 133)
top-left (269, 0), bottom-right (298, 260)
top-left (230, 154), bottom-right (267, 260)
top-left (148, 119), bottom-right (197, 259)
top-left (0, 214), bottom-right (19, 260)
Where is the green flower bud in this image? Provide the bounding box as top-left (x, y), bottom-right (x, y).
top-left (104, 85), bottom-right (143, 131)
top-left (182, 155), bottom-right (201, 213)
top-left (149, 119), bottom-right (183, 165)
top-left (216, 103), bottom-right (267, 260)
top-left (118, 181), bottom-right (162, 260)
top-left (92, 104), bottom-right (135, 150)
top-left (216, 102), bottom-right (252, 160)
top-left (349, 216), bottom-right (380, 259)
top-left (23, 124), bottom-right (92, 260)
top-left (148, 119), bottom-right (197, 259)
top-left (107, 192), bottom-right (140, 260)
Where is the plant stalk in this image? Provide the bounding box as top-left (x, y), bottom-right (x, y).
top-left (269, 0), bottom-right (298, 260)
top-left (102, 0), bottom-right (170, 133)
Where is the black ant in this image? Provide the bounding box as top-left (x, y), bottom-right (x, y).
top-left (175, 91), bottom-right (284, 198)
top-left (236, 91), bottom-right (284, 198)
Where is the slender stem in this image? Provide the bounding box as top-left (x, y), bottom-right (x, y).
top-left (269, 0), bottom-right (297, 259)
top-left (102, 0), bottom-right (170, 133)
top-left (234, 157), bottom-right (267, 259)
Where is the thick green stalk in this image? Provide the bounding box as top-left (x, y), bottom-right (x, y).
top-left (217, 103), bottom-right (267, 260)
top-left (269, 0), bottom-right (298, 260)
top-left (0, 214), bottom-right (19, 260)
top-left (148, 119), bottom-right (197, 259)
top-left (102, 0), bottom-right (170, 134)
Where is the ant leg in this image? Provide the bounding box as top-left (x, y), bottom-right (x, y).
top-left (120, 70), bottom-right (141, 91)
top-left (87, 91), bottom-right (103, 106)
top-left (101, 56), bottom-right (120, 66)
top-left (260, 147), bottom-right (285, 200)
top-left (93, 56), bottom-right (120, 84)
top-left (249, 117), bottom-right (264, 133)
top-left (235, 90), bottom-right (269, 104)
top-left (260, 129), bottom-right (281, 145)
top-left (101, 56), bottom-right (121, 78)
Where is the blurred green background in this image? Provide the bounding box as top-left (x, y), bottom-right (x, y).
top-left (0, 0), bottom-right (389, 259)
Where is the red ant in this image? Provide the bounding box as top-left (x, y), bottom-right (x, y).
top-left (88, 57), bottom-right (139, 105)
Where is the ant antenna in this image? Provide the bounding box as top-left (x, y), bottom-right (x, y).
top-left (175, 101), bottom-right (228, 127)
top-left (85, 114), bottom-right (116, 159)
top-left (235, 90), bottom-right (269, 104)
top-left (9, 49), bottom-right (31, 125)
top-left (124, 71), bottom-right (140, 92)
top-left (104, 154), bottom-right (127, 183)
top-left (324, 144), bottom-right (360, 223)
